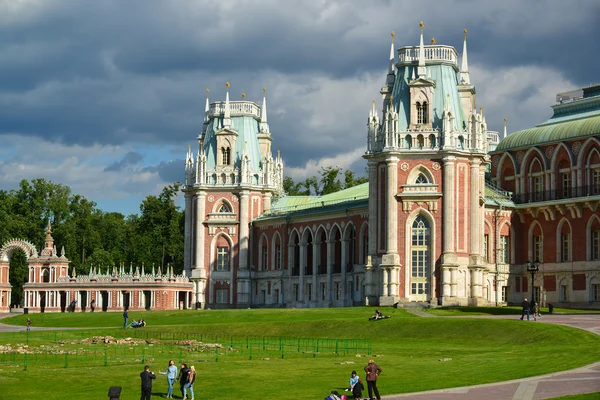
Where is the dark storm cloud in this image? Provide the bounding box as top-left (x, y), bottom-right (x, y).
top-left (104, 151), bottom-right (144, 172)
top-left (1, 0), bottom-right (599, 169)
top-left (143, 159), bottom-right (183, 184)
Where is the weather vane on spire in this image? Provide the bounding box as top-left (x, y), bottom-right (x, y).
top-left (431, 38), bottom-right (436, 44)
top-left (420, 21), bottom-right (424, 28)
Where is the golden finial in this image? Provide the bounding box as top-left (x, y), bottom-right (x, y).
top-left (188, 144), bottom-right (191, 149)
top-left (464, 28), bottom-right (467, 36)
top-left (206, 88), bottom-right (209, 94)
top-left (473, 96), bottom-right (477, 110)
top-left (420, 21), bottom-right (424, 28)
top-left (480, 107), bottom-right (483, 114)
top-left (431, 38), bottom-right (436, 45)
top-left (226, 82), bottom-right (230, 88)
top-left (263, 87), bottom-right (267, 95)
top-left (242, 93), bottom-right (246, 99)
top-left (391, 31), bottom-right (395, 37)
top-left (372, 100), bottom-right (376, 104)
top-left (504, 117), bottom-right (507, 122)
top-left (277, 149), bottom-right (280, 157)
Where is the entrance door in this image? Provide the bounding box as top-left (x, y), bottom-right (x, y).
top-left (101, 291), bottom-right (109, 311)
top-left (178, 292), bottom-right (187, 309)
top-left (60, 291), bottom-right (67, 312)
top-left (144, 291), bottom-right (152, 310)
top-left (122, 291), bottom-right (130, 310)
top-left (79, 291), bottom-right (87, 312)
top-left (40, 292), bottom-right (46, 313)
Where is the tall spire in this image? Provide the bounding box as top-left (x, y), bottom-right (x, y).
top-left (260, 87), bottom-right (269, 132)
top-left (223, 82), bottom-right (231, 129)
top-left (204, 88), bottom-right (210, 121)
top-left (503, 117), bottom-right (507, 139)
top-left (418, 21), bottom-right (427, 78)
top-left (388, 31), bottom-right (395, 75)
top-left (459, 29), bottom-right (470, 85)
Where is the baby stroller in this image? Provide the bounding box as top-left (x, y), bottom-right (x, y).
top-left (130, 320), bottom-right (146, 328)
top-left (325, 390), bottom-right (345, 400)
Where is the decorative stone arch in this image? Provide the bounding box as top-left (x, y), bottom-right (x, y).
top-left (300, 226), bottom-right (315, 275)
top-left (209, 232), bottom-right (234, 272)
top-left (482, 219), bottom-right (494, 262)
top-left (212, 198), bottom-right (234, 214)
top-left (576, 136), bottom-right (600, 172)
top-left (271, 232), bottom-right (283, 271)
top-left (314, 225), bottom-right (329, 274)
top-left (358, 221), bottom-right (369, 265)
top-left (586, 214), bottom-right (600, 261)
top-left (257, 233), bottom-right (269, 271)
top-left (498, 219), bottom-right (512, 264)
top-left (0, 239), bottom-right (39, 262)
top-left (342, 222), bottom-right (357, 272)
top-left (549, 142), bottom-right (575, 170)
top-left (406, 164), bottom-right (435, 185)
top-left (403, 207), bottom-right (437, 301)
top-left (556, 217), bottom-right (573, 263)
top-left (589, 275), bottom-right (600, 302)
top-left (527, 220), bottom-right (544, 262)
top-left (495, 151), bottom-right (519, 181)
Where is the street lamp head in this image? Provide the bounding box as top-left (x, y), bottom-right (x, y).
top-left (526, 260), bottom-right (539, 272)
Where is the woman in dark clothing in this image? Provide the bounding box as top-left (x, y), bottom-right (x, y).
top-left (352, 377), bottom-right (365, 400)
top-left (178, 363), bottom-right (189, 398)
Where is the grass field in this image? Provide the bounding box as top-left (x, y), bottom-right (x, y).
top-left (0, 307), bottom-right (599, 399)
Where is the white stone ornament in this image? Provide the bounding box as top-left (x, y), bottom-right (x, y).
top-left (207, 195), bottom-right (214, 202)
top-left (572, 141), bottom-right (582, 156)
top-left (432, 162), bottom-right (440, 170)
top-left (545, 146), bottom-right (554, 160)
top-left (400, 162), bottom-right (409, 171)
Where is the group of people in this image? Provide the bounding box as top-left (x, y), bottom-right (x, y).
top-left (520, 298), bottom-right (542, 321)
top-left (140, 360), bottom-right (197, 400)
top-left (343, 360), bottom-right (382, 400)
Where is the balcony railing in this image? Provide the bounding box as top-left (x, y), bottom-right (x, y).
top-left (512, 184), bottom-right (600, 204)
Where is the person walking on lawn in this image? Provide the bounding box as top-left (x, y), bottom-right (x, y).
top-left (364, 359), bottom-right (382, 400)
top-left (140, 365), bottom-right (156, 400)
top-left (520, 298), bottom-right (530, 321)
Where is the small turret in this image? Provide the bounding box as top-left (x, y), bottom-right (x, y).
top-left (417, 22), bottom-right (427, 79)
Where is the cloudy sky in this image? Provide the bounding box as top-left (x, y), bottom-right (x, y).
top-left (1, 0), bottom-right (598, 215)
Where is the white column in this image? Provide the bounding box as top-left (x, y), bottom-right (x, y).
top-left (194, 192), bottom-right (206, 271)
top-left (441, 156), bottom-right (456, 300)
top-left (326, 240), bottom-right (334, 304)
top-left (299, 244), bottom-right (306, 303)
top-left (469, 160), bottom-right (481, 258)
top-left (184, 192), bottom-right (193, 273)
top-left (367, 161), bottom-right (378, 255)
top-left (382, 268), bottom-right (389, 296)
top-left (341, 239), bottom-right (348, 305)
top-left (386, 157), bottom-right (399, 254)
top-left (239, 191), bottom-right (250, 269)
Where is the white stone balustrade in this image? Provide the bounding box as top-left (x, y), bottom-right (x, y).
top-left (209, 101), bottom-right (261, 118)
top-left (397, 45), bottom-right (458, 67)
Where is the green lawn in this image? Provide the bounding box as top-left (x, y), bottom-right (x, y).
top-left (425, 306), bottom-right (600, 316)
top-left (0, 307), bottom-right (599, 399)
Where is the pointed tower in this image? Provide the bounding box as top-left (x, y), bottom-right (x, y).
top-left (363, 23), bottom-right (493, 308)
top-left (458, 29), bottom-right (476, 123)
top-left (183, 83), bottom-right (284, 309)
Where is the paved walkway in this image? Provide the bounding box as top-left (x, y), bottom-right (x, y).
top-left (0, 312), bottom-right (599, 399)
top-left (384, 313), bottom-right (600, 400)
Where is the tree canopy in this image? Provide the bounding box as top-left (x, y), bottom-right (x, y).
top-left (0, 179), bottom-right (184, 306)
top-left (283, 167), bottom-right (367, 196)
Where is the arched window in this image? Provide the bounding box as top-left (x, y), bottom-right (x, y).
top-left (42, 269), bottom-right (50, 283)
top-left (404, 135), bottom-right (412, 149)
top-left (222, 147), bottom-right (231, 165)
top-left (218, 203), bottom-right (232, 213)
top-left (429, 134), bottom-right (436, 148)
top-left (458, 135), bottom-right (464, 150)
top-left (216, 246), bottom-right (230, 271)
top-left (422, 102), bottom-right (428, 124)
top-left (411, 216), bottom-right (430, 296)
top-left (416, 101), bottom-right (428, 124)
top-left (415, 173), bottom-right (428, 184)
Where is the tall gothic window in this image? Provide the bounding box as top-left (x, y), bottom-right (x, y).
top-left (561, 232), bottom-right (571, 262)
top-left (416, 102), bottom-right (428, 124)
top-left (411, 216), bottom-right (430, 295)
top-left (534, 235), bottom-right (543, 263)
top-left (222, 147), bottom-right (231, 165)
top-left (216, 247), bottom-right (229, 271)
top-left (561, 171), bottom-right (571, 198)
top-left (593, 169), bottom-right (600, 195)
top-left (261, 245), bottom-right (268, 271)
top-left (499, 236), bottom-right (509, 263)
top-left (592, 230), bottom-right (600, 260)
top-left (275, 244), bottom-right (282, 270)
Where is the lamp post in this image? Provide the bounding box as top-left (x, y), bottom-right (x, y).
top-left (526, 259), bottom-right (540, 303)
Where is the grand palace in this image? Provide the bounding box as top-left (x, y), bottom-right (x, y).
top-left (1, 23), bottom-right (598, 312)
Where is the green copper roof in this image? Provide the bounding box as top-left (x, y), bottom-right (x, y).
top-left (496, 107), bottom-right (600, 151)
top-left (202, 115), bottom-right (264, 170)
top-left (259, 183), bottom-right (369, 219)
top-left (392, 64), bottom-right (466, 132)
top-left (484, 182), bottom-right (514, 208)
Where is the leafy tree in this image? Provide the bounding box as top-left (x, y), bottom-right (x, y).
top-left (282, 167), bottom-right (367, 196)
